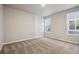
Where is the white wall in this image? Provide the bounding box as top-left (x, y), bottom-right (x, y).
top-left (0, 5), bottom-right (3, 50)
top-left (4, 6), bottom-right (44, 43)
top-left (35, 16), bottom-right (44, 37)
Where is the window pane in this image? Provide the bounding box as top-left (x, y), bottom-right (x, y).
top-left (67, 11), bottom-right (79, 35)
top-left (76, 20), bottom-right (79, 30)
top-left (45, 25), bottom-right (51, 32)
top-left (68, 11), bottom-right (79, 20)
top-left (69, 21), bottom-right (75, 30)
top-left (45, 17), bottom-right (51, 32)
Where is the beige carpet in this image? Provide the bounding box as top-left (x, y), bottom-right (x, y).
top-left (0, 38), bottom-right (79, 54)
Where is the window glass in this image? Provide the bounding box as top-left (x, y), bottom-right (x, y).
top-left (68, 11), bottom-right (79, 20)
top-left (76, 20), bottom-right (79, 30)
top-left (69, 21), bottom-right (75, 30)
top-left (45, 17), bottom-right (51, 32)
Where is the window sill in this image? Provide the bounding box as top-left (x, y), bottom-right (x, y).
top-left (67, 34), bottom-right (79, 36)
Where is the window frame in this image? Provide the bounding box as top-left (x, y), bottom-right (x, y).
top-left (67, 11), bottom-right (79, 36)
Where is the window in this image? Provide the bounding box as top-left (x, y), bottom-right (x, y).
top-left (67, 11), bottom-right (79, 35)
top-left (44, 17), bottom-right (51, 32)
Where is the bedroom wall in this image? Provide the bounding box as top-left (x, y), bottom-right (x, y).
top-left (0, 5), bottom-right (3, 50)
top-left (4, 6), bottom-right (44, 43)
top-left (45, 6), bottom-right (79, 44)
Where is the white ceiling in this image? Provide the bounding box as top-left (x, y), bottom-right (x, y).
top-left (5, 4), bottom-right (78, 17)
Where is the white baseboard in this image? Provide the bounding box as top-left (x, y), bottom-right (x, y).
top-left (3, 36), bottom-right (42, 45)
